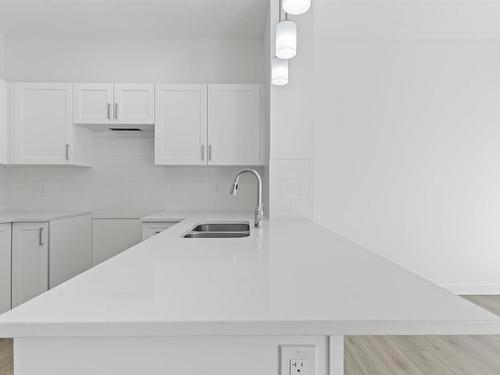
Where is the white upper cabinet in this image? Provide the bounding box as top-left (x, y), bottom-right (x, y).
top-left (208, 84), bottom-right (263, 165)
top-left (114, 84), bottom-right (154, 124)
top-left (155, 84), bottom-right (208, 165)
top-left (154, 84), bottom-right (263, 166)
top-left (73, 83), bottom-right (114, 124)
top-left (10, 83), bottom-right (92, 166)
top-left (73, 83), bottom-right (154, 125)
top-left (11, 83), bottom-right (73, 164)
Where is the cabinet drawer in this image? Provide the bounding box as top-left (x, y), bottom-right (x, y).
top-left (142, 222), bottom-right (179, 240)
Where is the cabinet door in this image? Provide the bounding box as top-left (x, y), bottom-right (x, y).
top-left (114, 84), bottom-right (154, 124)
top-left (208, 84), bottom-right (263, 165)
top-left (0, 80), bottom-right (7, 164)
top-left (12, 222), bottom-right (49, 307)
top-left (49, 215), bottom-right (92, 288)
top-left (155, 84), bottom-right (208, 165)
top-left (12, 83), bottom-right (73, 164)
top-left (92, 219), bottom-right (142, 266)
top-left (0, 223), bottom-right (11, 314)
top-left (73, 83), bottom-right (113, 124)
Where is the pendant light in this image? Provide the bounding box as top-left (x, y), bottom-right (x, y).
top-left (275, 19), bottom-right (297, 59)
top-left (272, 58), bottom-right (288, 86)
top-left (283, 0), bottom-right (311, 15)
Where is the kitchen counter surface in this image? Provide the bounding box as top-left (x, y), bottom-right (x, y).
top-left (93, 209), bottom-right (160, 219)
top-left (0, 211), bottom-right (499, 337)
top-left (0, 210), bottom-right (92, 224)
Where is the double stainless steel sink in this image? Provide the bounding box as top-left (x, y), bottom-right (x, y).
top-left (183, 222), bottom-right (250, 238)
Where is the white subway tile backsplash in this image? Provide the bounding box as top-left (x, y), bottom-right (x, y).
top-left (269, 158), bottom-right (311, 219)
top-left (0, 132), bottom-right (262, 213)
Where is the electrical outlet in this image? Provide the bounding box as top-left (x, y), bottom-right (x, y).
top-left (290, 359), bottom-right (307, 375)
top-left (39, 181), bottom-right (48, 194)
top-left (280, 345), bottom-right (316, 375)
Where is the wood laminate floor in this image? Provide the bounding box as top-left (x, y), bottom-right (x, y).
top-left (0, 296), bottom-right (499, 375)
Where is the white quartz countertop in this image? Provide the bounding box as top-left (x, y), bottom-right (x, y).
top-left (0, 211), bottom-right (499, 337)
top-left (0, 210), bottom-right (92, 223)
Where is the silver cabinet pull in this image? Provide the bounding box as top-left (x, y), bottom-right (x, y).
top-left (107, 103), bottom-right (111, 120)
top-left (39, 227), bottom-right (44, 246)
top-left (114, 103), bottom-right (119, 120)
top-left (201, 145), bottom-right (205, 161)
top-left (208, 145), bottom-right (213, 161)
top-left (65, 144), bottom-right (70, 160)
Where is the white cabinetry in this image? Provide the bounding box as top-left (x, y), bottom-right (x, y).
top-left (155, 84), bottom-right (263, 166)
top-left (12, 222), bottom-right (49, 308)
top-left (49, 214), bottom-right (92, 288)
top-left (73, 83), bottom-right (114, 125)
top-left (73, 83), bottom-right (154, 126)
top-left (0, 223), bottom-right (11, 314)
top-left (0, 80), bottom-right (7, 164)
top-left (11, 83), bottom-right (72, 164)
top-left (142, 221), bottom-right (179, 240)
top-left (92, 218), bottom-right (143, 266)
top-left (114, 84), bottom-right (154, 124)
top-left (10, 83), bottom-right (92, 166)
top-left (7, 215), bottom-right (92, 309)
top-left (208, 84), bottom-right (263, 165)
top-left (155, 84), bottom-right (207, 165)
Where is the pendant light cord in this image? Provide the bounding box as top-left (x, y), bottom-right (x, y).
top-left (279, 0), bottom-right (288, 22)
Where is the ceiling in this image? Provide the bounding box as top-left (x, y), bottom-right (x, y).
top-left (0, 0), bottom-right (269, 37)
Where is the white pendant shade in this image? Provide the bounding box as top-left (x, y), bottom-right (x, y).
top-left (283, 0), bottom-right (311, 15)
top-left (275, 20), bottom-right (297, 60)
top-left (272, 58), bottom-right (288, 86)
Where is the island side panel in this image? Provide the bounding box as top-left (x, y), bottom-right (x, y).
top-left (329, 336), bottom-right (344, 375)
top-left (14, 336), bottom-right (330, 375)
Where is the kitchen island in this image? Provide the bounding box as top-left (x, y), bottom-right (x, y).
top-left (0, 211), bottom-right (499, 375)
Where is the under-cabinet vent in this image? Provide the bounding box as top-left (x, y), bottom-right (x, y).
top-left (109, 128), bottom-right (143, 132)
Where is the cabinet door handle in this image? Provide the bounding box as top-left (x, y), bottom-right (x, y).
top-left (39, 228), bottom-right (44, 246)
top-left (208, 145), bottom-right (213, 161)
top-left (107, 103), bottom-right (111, 120)
top-left (201, 145), bottom-right (205, 161)
top-left (65, 144), bottom-right (70, 160)
top-left (114, 103), bottom-right (119, 120)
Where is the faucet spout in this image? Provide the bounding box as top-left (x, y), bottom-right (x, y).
top-left (230, 169), bottom-right (263, 228)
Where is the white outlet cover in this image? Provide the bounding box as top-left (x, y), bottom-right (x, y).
top-left (280, 345), bottom-right (316, 375)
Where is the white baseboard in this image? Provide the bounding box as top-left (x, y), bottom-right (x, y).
top-left (442, 284), bottom-right (500, 295)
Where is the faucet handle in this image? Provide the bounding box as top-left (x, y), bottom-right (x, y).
top-left (254, 207), bottom-right (264, 228)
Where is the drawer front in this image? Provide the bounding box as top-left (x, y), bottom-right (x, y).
top-left (142, 222), bottom-right (179, 240)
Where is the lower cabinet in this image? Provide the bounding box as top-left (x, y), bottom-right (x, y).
top-left (142, 221), bottom-right (179, 240)
top-left (92, 218), bottom-right (143, 266)
top-left (12, 222), bottom-right (49, 308)
top-left (49, 215), bottom-right (92, 288)
top-left (5, 215), bottom-right (92, 310)
top-left (0, 223), bottom-right (12, 314)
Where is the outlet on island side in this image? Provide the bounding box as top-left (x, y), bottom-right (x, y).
top-left (280, 345), bottom-right (316, 375)
top-left (290, 359), bottom-right (307, 375)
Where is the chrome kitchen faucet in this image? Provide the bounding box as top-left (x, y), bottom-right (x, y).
top-left (230, 169), bottom-right (263, 228)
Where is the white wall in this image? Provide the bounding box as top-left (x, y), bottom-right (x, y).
top-left (312, 1), bottom-right (500, 294)
top-left (0, 34), bottom-right (6, 196)
top-left (268, 0), bottom-right (314, 219)
top-left (4, 36), bottom-right (263, 83)
top-left (0, 34), bottom-right (265, 214)
top-left (0, 132), bottom-right (262, 213)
